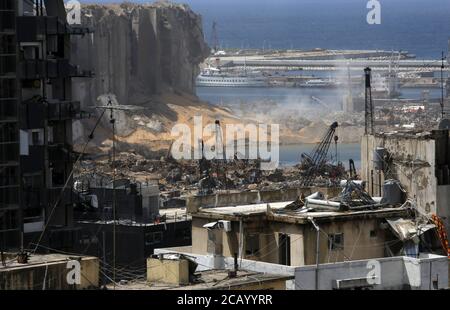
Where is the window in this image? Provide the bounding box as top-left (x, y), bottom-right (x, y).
top-left (370, 230), bottom-right (377, 238)
top-left (79, 234), bottom-right (98, 246)
top-left (29, 129), bottom-right (44, 145)
top-left (278, 233), bottom-right (291, 265)
top-left (245, 234), bottom-right (260, 256)
top-left (328, 233), bottom-right (344, 250)
top-left (0, 210), bottom-right (18, 230)
top-left (32, 131), bottom-right (39, 144)
top-left (145, 231), bottom-right (163, 246)
top-left (182, 228), bottom-right (191, 240)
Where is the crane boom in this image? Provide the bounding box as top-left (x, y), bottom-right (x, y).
top-left (300, 121), bottom-right (338, 186)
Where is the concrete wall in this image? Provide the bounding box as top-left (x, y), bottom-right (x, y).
top-left (233, 279), bottom-right (287, 290)
top-left (437, 185), bottom-right (450, 232)
top-left (294, 254), bottom-right (448, 290)
top-left (0, 257), bottom-right (99, 290)
top-left (361, 134), bottom-right (450, 231)
top-left (154, 248), bottom-right (449, 290)
top-left (301, 218), bottom-right (388, 265)
top-left (186, 187), bottom-right (345, 213)
top-left (147, 258), bottom-right (189, 285)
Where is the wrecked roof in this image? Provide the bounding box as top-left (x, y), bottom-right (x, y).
top-left (195, 201), bottom-right (410, 224)
top-left (108, 269), bottom-right (293, 290)
top-left (200, 201), bottom-right (291, 216)
top-left (386, 218), bottom-right (435, 241)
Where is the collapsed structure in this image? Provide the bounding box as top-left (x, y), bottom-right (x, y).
top-left (361, 129), bottom-right (450, 233)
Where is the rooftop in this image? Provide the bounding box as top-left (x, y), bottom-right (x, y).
top-left (107, 269), bottom-right (293, 290)
top-left (373, 129), bottom-right (449, 139)
top-left (195, 200), bottom-right (410, 223)
top-left (0, 252), bottom-right (97, 271)
top-left (78, 207), bottom-right (191, 227)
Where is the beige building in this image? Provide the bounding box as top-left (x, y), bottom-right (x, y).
top-left (0, 253), bottom-right (99, 290)
top-left (361, 130), bottom-right (450, 231)
top-left (191, 202), bottom-right (409, 266)
top-left (111, 256), bottom-right (292, 290)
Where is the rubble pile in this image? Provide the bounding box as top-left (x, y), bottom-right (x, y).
top-left (74, 150), bottom-right (355, 207)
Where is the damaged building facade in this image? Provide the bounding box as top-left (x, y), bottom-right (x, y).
top-left (361, 130), bottom-right (450, 232)
top-left (191, 202), bottom-right (435, 266)
top-left (0, 0), bottom-right (91, 251)
top-left (156, 192), bottom-right (448, 290)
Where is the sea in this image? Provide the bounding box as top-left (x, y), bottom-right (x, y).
top-left (181, 0), bottom-right (449, 168)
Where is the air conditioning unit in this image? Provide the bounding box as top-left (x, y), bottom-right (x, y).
top-left (219, 220), bottom-right (231, 232)
top-left (203, 220), bottom-right (232, 232)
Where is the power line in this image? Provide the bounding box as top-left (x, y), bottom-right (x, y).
top-left (31, 108), bottom-right (108, 254)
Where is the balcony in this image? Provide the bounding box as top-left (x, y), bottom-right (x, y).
top-left (17, 16), bottom-right (93, 42)
top-left (48, 100), bottom-right (80, 121)
top-left (20, 59), bottom-right (93, 79)
top-left (20, 145), bottom-right (44, 173)
top-left (48, 144), bottom-right (70, 162)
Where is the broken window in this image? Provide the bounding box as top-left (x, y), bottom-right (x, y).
top-left (21, 45), bottom-right (40, 60)
top-left (182, 228), bottom-right (191, 240)
top-left (245, 234), bottom-right (260, 256)
top-left (0, 210), bottom-right (18, 230)
top-left (0, 123), bottom-right (18, 143)
top-left (29, 129), bottom-right (44, 145)
top-left (328, 233), bottom-right (344, 250)
top-left (0, 166), bottom-right (18, 186)
top-left (145, 231), bottom-right (163, 246)
top-left (50, 166), bottom-right (65, 187)
top-left (279, 233), bottom-right (291, 266)
top-left (22, 174), bottom-right (43, 218)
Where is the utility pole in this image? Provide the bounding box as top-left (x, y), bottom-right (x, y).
top-left (441, 51), bottom-right (445, 118)
top-left (107, 99), bottom-right (117, 290)
top-left (95, 96), bottom-right (145, 289)
top-left (308, 217), bottom-right (320, 290)
top-left (364, 67), bottom-right (374, 135)
top-left (102, 231), bottom-right (106, 287)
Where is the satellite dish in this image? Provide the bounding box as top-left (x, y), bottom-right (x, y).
top-left (438, 118), bottom-right (450, 130)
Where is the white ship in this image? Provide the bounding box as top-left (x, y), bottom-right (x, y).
top-left (196, 66), bottom-right (268, 87)
top-left (300, 78), bottom-right (337, 88)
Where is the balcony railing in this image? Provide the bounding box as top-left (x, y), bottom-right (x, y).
top-left (19, 59), bottom-right (93, 79)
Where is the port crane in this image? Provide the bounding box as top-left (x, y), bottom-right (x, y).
top-left (198, 120), bottom-right (232, 194)
top-left (299, 121), bottom-right (340, 186)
